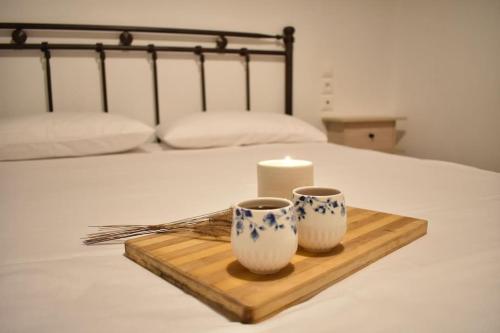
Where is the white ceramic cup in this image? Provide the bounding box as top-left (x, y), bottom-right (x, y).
top-left (292, 186), bottom-right (347, 252)
top-left (231, 197), bottom-right (298, 274)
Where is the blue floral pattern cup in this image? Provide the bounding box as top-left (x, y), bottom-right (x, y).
top-left (292, 186), bottom-right (347, 252)
top-left (231, 197), bottom-right (298, 274)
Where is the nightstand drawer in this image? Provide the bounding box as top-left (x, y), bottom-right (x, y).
top-left (324, 119), bottom-right (399, 152)
top-left (343, 126), bottom-right (395, 151)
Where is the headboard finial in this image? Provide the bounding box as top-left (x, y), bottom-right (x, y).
top-left (12, 28), bottom-right (27, 45)
top-left (283, 26), bottom-right (295, 43)
top-left (119, 31), bottom-right (133, 46)
top-left (216, 35), bottom-right (228, 51)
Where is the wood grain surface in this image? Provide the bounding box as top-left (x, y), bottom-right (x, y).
top-left (125, 207), bottom-right (428, 323)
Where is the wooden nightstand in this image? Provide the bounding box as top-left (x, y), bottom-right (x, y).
top-left (322, 114), bottom-right (406, 153)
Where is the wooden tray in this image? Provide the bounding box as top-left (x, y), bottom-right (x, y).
top-left (125, 207), bottom-right (427, 323)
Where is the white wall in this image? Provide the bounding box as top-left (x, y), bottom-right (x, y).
top-left (0, 0), bottom-right (396, 130)
top-left (0, 0), bottom-right (394, 130)
top-left (392, 0), bottom-right (500, 172)
top-left (1, 0), bottom-right (499, 171)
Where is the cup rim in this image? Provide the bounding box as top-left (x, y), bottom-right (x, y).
top-left (235, 197), bottom-right (293, 211)
top-left (292, 186), bottom-right (342, 198)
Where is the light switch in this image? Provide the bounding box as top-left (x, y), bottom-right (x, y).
top-left (322, 78), bottom-right (333, 94)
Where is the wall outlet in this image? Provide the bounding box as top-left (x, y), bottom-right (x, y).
top-left (322, 78), bottom-right (333, 94)
top-left (320, 95), bottom-right (333, 111)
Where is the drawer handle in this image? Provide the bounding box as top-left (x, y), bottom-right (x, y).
top-left (368, 133), bottom-right (375, 140)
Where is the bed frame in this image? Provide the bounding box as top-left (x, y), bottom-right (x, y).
top-left (0, 23), bottom-right (295, 124)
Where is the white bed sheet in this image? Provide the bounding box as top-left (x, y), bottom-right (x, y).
top-left (1, 143), bottom-right (499, 333)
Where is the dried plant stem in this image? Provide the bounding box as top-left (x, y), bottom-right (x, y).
top-left (83, 208), bottom-right (233, 245)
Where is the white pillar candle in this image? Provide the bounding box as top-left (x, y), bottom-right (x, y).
top-left (257, 156), bottom-right (314, 199)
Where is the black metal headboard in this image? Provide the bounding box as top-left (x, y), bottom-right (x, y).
top-left (0, 23), bottom-right (295, 124)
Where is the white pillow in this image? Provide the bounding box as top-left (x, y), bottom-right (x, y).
top-left (0, 112), bottom-right (154, 161)
top-left (157, 111), bottom-right (327, 149)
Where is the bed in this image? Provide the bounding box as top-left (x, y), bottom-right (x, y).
top-left (1, 142), bottom-right (499, 332)
top-left (1, 23), bottom-right (500, 333)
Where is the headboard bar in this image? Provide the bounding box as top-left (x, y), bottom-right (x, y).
top-left (283, 26), bottom-right (295, 116)
top-left (148, 45), bottom-right (160, 124)
top-left (194, 46), bottom-right (207, 112)
top-left (40, 42), bottom-right (53, 112)
top-left (95, 43), bottom-right (108, 113)
top-left (0, 43), bottom-right (286, 55)
top-left (0, 23), bottom-right (294, 120)
top-left (241, 49), bottom-right (251, 111)
top-left (0, 22), bottom-right (282, 40)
